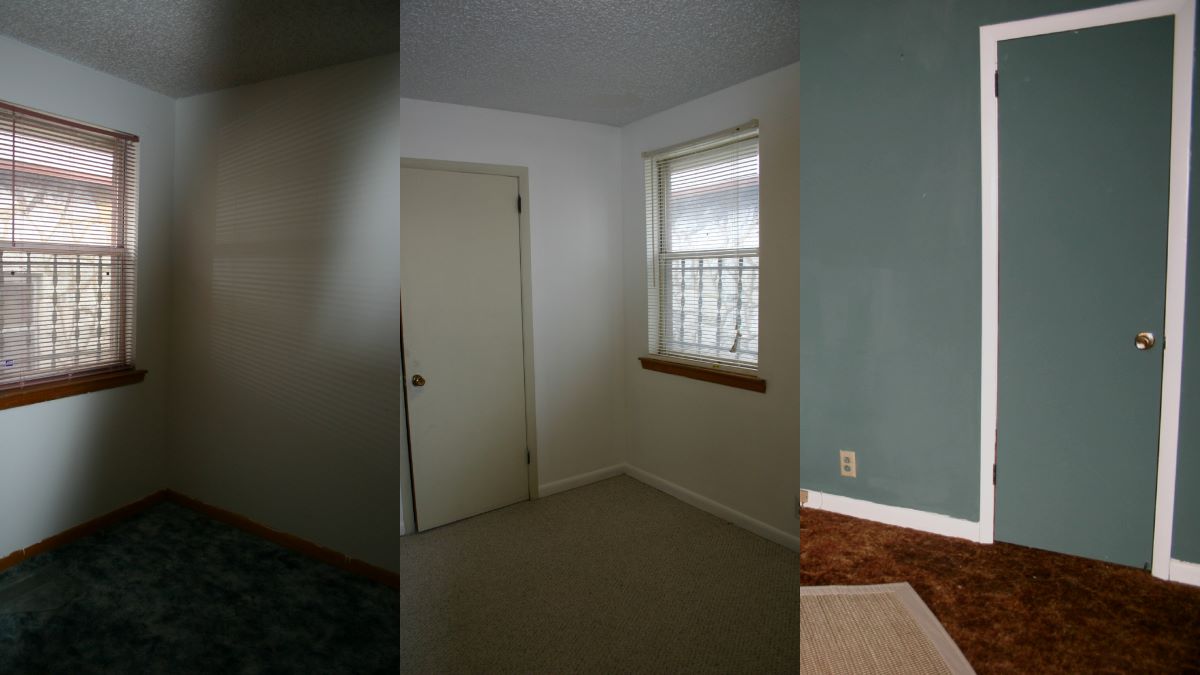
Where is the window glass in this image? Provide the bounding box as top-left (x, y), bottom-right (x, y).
top-left (646, 124), bottom-right (759, 370)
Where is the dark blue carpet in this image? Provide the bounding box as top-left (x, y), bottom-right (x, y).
top-left (0, 502), bottom-right (399, 674)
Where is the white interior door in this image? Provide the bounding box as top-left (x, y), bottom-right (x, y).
top-left (401, 166), bottom-right (529, 531)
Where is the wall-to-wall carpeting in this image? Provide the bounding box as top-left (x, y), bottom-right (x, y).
top-left (0, 502), bottom-right (398, 673)
top-left (401, 475), bottom-right (798, 673)
top-left (801, 508), bottom-right (1200, 673)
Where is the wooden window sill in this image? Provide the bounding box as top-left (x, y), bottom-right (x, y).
top-left (638, 356), bottom-right (766, 393)
top-left (0, 369), bottom-right (147, 411)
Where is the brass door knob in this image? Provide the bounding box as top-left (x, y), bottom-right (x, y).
top-left (411, 374), bottom-right (426, 387)
top-left (1135, 332), bottom-right (1156, 351)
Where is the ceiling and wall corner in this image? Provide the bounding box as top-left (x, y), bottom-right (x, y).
top-left (399, 0), bottom-right (803, 126)
top-left (0, 0), bottom-right (804, 555)
top-left (0, 3), bottom-right (405, 569)
top-left (396, 1), bottom-right (802, 537)
top-left (0, 0), bottom-right (400, 98)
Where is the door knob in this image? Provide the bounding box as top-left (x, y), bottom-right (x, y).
top-left (1135, 332), bottom-right (1156, 351)
top-left (411, 374), bottom-right (426, 387)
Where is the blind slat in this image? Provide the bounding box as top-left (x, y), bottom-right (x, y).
top-left (0, 102), bottom-right (138, 386)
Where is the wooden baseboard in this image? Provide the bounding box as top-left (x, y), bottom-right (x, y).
top-left (0, 489), bottom-right (400, 590)
top-left (164, 491), bottom-right (400, 589)
top-left (0, 489), bottom-right (169, 574)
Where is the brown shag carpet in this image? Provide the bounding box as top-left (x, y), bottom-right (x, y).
top-left (801, 508), bottom-right (1200, 673)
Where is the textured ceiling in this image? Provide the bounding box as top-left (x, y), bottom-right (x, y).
top-left (400, 0), bottom-right (802, 126)
top-left (0, 0), bottom-right (400, 98)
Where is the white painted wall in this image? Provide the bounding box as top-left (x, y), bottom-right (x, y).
top-left (620, 63), bottom-right (801, 540)
top-left (0, 42), bottom-right (791, 565)
top-left (0, 37), bottom-right (174, 559)
top-left (0, 42), bottom-right (792, 567)
top-left (398, 98), bottom-right (625, 534)
top-left (169, 56), bottom-right (403, 570)
top-left (398, 66), bottom-right (798, 543)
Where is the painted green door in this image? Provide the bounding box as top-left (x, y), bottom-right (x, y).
top-left (996, 17), bottom-right (1173, 568)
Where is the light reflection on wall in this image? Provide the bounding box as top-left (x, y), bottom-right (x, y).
top-left (172, 56), bottom-right (401, 570)
top-left (211, 73), bottom-right (399, 434)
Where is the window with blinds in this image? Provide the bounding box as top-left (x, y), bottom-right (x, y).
top-left (0, 101), bottom-right (138, 389)
top-left (645, 121), bottom-right (759, 371)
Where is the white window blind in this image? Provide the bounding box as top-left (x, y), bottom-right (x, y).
top-left (645, 121), bottom-right (759, 370)
top-left (0, 101), bottom-right (138, 387)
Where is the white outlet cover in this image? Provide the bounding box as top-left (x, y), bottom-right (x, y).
top-left (839, 450), bottom-right (857, 477)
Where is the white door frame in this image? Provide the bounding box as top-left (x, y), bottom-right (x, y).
top-left (979, 0), bottom-right (1194, 579)
top-left (399, 158), bottom-right (540, 535)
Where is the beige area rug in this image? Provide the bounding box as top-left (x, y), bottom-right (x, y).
top-left (800, 583), bottom-right (975, 675)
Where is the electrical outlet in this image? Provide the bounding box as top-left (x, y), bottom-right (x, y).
top-left (839, 450), bottom-right (857, 478)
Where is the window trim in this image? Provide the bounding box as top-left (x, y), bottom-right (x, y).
top-left (638, 355), bottom-right (765, 393)
top-left (0, 100), bottom-right (143, 408)
top-left (0, 367), bottom-right (145, 410)
top-left (0, 101), bottom-right (139, 143)
top-left (644, 120), bottom-right (762, 380)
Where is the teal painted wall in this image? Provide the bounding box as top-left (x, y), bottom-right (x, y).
top-left (800, 0), bottom-right (1200, 562)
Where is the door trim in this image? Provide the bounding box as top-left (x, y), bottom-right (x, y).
top-left (399, 158), bottom-right (539, 536)
top-left (979, 0), bottom-right (1195, 579)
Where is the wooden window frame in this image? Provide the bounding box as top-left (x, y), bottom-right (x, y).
top-left (0, 101), bottom-right (143, 409)
top-left (638, 355), bottom-right (765, 393)
top-left (0, 367), bottom-right (145, 410)
top-left (643, 122), bottom-right (763, 382)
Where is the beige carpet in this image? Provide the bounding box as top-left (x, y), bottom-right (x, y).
top-left (400, 475), bottom-right (798, 673)
top-left (800, 583), bottom-right (975, 675)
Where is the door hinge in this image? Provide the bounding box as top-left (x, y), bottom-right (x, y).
top-left (517, 195), bottom-right (522, 214)
top-left (526, 449), bottom-right (530, 465)
top-left (993, 428), bottom-right (998, 485)
top-left (994, 70), bottom-right (999, 98)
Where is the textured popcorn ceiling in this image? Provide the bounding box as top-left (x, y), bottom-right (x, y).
top-left (400, 0), bottom-right (802, 126)
top-left (0, 0), bottom-right (399, 98)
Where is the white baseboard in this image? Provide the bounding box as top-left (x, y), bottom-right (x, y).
top-left (801, 488), bottom-right (980, 542)
top-left (625, 464), bottom-right (800, 551)
top-left (538, 463), bottom-right (625, 497)
top-left (1169, 558), bottom-right (1200, 587)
